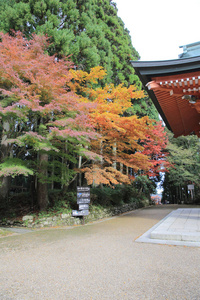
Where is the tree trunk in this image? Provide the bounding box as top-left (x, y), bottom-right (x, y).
top-left (112, 142), bottom-right (117, 169)
top-left (92, 165), bottom-right (98, 187)
top-left (176, 186), bottom-right (178, 204)
top-left (126, 166), bottom-right (129, 176)
top-left (62, 142), bottom-right (70, 191)
top-left (0, 121), bottom-right (11, 199)
top-left (37, 153), bottom-right (49, 211)
top-left (0, 177), bottom-right (10, 199)
top-left (78, 155), bottom-right (82, 186)
top-left (61, 156), bottom-right (64, 189)
top-left (51, 158), bottom-right (54, 190)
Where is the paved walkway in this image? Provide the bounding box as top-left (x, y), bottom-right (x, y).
top-left (0, 205), bottom-right (200, 300)
top-left (137, 208), bottom-right (200, 247)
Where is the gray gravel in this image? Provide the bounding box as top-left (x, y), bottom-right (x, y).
top-left (0, 205), bottom-right (200, 300)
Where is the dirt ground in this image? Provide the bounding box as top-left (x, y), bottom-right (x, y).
top-left (0, 205), bottom-right (200, 300)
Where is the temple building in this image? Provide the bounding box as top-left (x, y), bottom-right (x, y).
top-left (132, 43), bottom-right (200, 137)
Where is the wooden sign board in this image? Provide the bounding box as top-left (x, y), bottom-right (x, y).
top-left (77, 193), bottom-right (90, 199)
top-left (73, 187), bottom-right (90, 219)
top-left (72, 210), bottom-right (89, 217)
top-left (77, 187), bottom-right (90, 192)
top-left (79, 204), bottom-right (89, 210)
top-left (188, 184), bottom-right (194, 190)
top-left (77, 198), bottom-right (90, 204)
top-left (77, 186), bottom-right (90, 204)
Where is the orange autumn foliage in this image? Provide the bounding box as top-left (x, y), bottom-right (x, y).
top-left (70, 67), bottom-right (169, 186)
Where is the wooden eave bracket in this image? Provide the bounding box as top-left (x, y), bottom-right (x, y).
top-left (146, 80), bottom-right (182, 96)
top-left (146, 81), bottom-right (160, 90)
top-left (146, 80), bottom-right (200, 98)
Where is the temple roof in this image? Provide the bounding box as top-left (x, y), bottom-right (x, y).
top-left (132, 56), bottom-right (200, 137)
top-left (179, 41), bottom-right (200, 59)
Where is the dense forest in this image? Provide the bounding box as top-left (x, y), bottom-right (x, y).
top-left (162, 133), bottom-right (200, 204)
top-left (0, 0), bottom-right (183, 217)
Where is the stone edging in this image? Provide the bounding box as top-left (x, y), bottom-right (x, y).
top-left (0, 201), bottom-right (149, 228)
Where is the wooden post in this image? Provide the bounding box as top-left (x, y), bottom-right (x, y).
top-left (82, 216), bottom-right (85, 225)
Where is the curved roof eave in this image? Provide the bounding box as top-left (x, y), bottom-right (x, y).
top-left (131, 56), bottom-right (200, 77)
top-left (131, 56), bottom-right (200, 135)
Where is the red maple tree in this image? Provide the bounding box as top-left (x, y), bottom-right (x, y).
top-left (0, 32), bottom-right (96, 209)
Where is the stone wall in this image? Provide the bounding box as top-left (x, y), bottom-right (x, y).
top-left (0, 201), bottom-right (148, 228)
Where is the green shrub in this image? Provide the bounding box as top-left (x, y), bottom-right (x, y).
top-left (91, 184), bottom-right (142, 207)
top-left (49, 190), bottom-right (77, 211)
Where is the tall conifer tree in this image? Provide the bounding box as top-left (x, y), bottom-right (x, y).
top-left (0, 0), bottom-right (140, 86)
top-left (0, 0), bottom-right (158, 119)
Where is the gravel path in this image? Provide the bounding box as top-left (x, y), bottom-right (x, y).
top-left (0, 205), bottom-right (200, 300)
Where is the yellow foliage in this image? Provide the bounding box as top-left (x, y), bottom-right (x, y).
top-left (81, 165), bottom-right (131, 186)
top-left (70, 66), bottom-right (158, 186)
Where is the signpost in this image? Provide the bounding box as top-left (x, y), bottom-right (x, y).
top-left (188, 184), bottom-right (194, 200)
top-left (79, 204), bottom-right (89, 210)
top-left (72, 210), bottom-right (89, 217)
top-left (187, 184), bottom-right (194, 190)
top-left (72, 187), bottom-right (90, 224)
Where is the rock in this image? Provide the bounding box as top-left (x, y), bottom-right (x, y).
top-left (22, 215), bottom-right (34, 222)
top-left (69, 217), bottom-right (75, 225)
top-left (46, 217), bottom-right (53, 222)
top-left (39, 218), bottom-right (46, 222)
top-left (61, 213), bottom-right (70, 219)
top-left (43, 221), bottom-right (49, 226)
top-left (7, 220), bottom-right (14, 225)
top-left (19, 202), bottom-right (146, 229)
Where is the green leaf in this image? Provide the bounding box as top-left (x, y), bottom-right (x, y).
top-left (0, 158), bottom-right (33, 178)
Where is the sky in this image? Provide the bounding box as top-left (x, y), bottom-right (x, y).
top-left (114, 0), bottom-right (200, 61)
